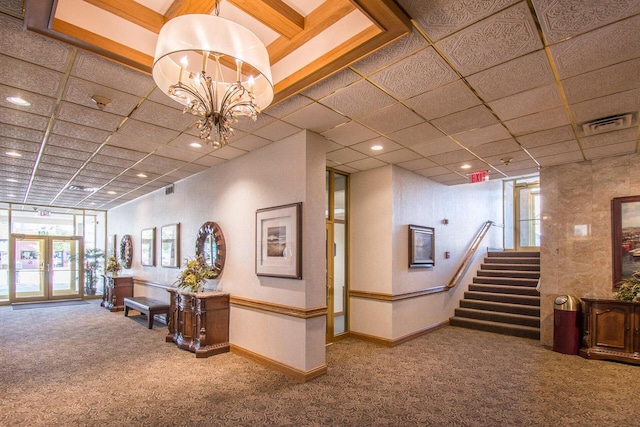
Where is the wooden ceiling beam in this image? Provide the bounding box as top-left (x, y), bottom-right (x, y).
top-left (228, 0), bottom-right (304, 39)
top-left (83, 0), bottom-right (166, 33)
top-left (164, 0), bottom-right (218, 20)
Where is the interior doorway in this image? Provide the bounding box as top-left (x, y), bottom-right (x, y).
top-left (326, 170), bottom-right (348, 343)
top-left (9, 234), bottom-right (83, 303)
top-left (504, 177), bottom-right (540, 251)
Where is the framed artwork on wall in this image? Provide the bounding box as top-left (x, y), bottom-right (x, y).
top-left (120, 234), bottom-right (133, 269)
top-left (141, 227), bottom-right (156, 267)
top-left (161, 223), bottom-right (180, 268)
top-left (255, 202), bottom-right (302, 279)
top-left (611, 195), bottom-right (640, 289)
top-left (107, 234), bottom-right (116, 257)
top-left (409, 224), bottom-right (435, 268)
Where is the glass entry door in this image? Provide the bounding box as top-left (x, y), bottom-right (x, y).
top-left (515, 182), bottom-right (540, 250)
top-left (10, 235), bottom-right (83, 302)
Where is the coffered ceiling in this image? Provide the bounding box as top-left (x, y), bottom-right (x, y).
top-left (1, 0), bottom-right (639, 210)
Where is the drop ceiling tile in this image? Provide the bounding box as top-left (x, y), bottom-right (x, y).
top-left (344, 157), bottom-right (387, 171)
top-left (230, 134), bottom-right (272, 151)
top-left (369, 47), bottom-right (458, 99)
top-left (253, 120), bottom-right (301, 141)
top-left (0, 106), bottom-right (49, 130)
top-left (193, 155), bottom-right (227, 168)
top-left (326, 147), bottom-right (368, 165)
top-left (406, 79), bottom-right (482, 120)
top-left (536, 150), bottom-right (584, 167)
top-left (233, 112), bottom-right (277, 133)
top-left (131, 100), bottom-right (194, 131)
top-left (411, 136), bottom-right (461, 157)
top-left (302, 68), bottom-right (361, 100)
top-left (431, 105), bottom-right (498, 135)
top-left (84, 162), bottom-right (127, 174)
top-left (0, 14), bottom-right (73, 72)
top-left (516, 125), bottom-right (576, 148)
top-left (137, 154), bottom-right (187, 171)
top-left (117, 119), bottom-right (179, 144)
top-left (452, 160), bottom-right (491, 173)
top-left (47, 134), bottom-right (100, 153)
top-left (466, 51), bottom-right (555, 103)
top-left (35, 169), bottom-right (73, 180)
top-left (489, 84), bottom-right (564, 121)
top-left (550, 14), bottom-right (640, 79)
top-left (432, 174), bottom-right (471, 185)
top-left (208, 145), bottom-right (247, 160)
top-left (57, 101), bottom-right (123, 132)
top-left (178, 163), bottom-right (209, 174)
top-left (164, 169), bottom-right (195, 181)
top-left (264, 94), bottom-right (313, 118)
top-left (471, 138), bottom-right (522, 157)
top-left (454, 124), bottom-right (512, 147)
top-left (52, 120), bottom-right (110, 143)
top-left (166, 133), bottom-right (218, 155)
top-left (1, 164), bottom-right (33, 174)
top-left (39, 155), bottom-right (84, 168)
top-left (72, 50), bottom-right (155, 97)
top-left (532, 0), bottom-right (640, 44)
top-left (107, 134), bottom-right (162, 153)
top-left (562, 58), bottom-right (640, 105)
top-left (0, 137), bottom-right (40, 153)
top-left (323, 139), bottom-right (342, 153)
top-left (0, 84), bottom-right (55, 117)
top-left (92, 154), bottom-right (136, 168)
top-left (77, 169), bottom-right (116, 181)
top-left (570, 88), bottom-right (640, 124)
top-left (43, 145), bottom-right (92, 161)
top-left (332, 164), bottom-right (359, 174)
top-left (493, 159), bottom-right (539, 175)
top-left (352, 27), bottom-right (429, 76)
top-left (350, 137), bottom-right (402, 155)
top-left (388, 122), bottom-right (445, 147)
top-left (98, 145), bottom-right (148, 162)
top-left (414, 166), bottom-right (454, 178)
top-left (357, 103), bottom-right (424, 135)
top-left (319, 80), bottom-right (396, 119)
top-left (3, 156), bottom-right (36, 168)
top-left (0, 54), bottom-right (65, 99)
top-left (375, 148), bottom-right (422, 164)
top-left (437, 2), bottom-right (542, 76)
top-left (0, 123), bottom-right (44, 143)
top-left (581, 128), bottom-right (637, 150)
top-left (397, 158), bottom-right (438, 171)
top-left (63, 76), bottom-right (141, 116)
top-left (146, 87), bottom-right (182, 108)
top-left (282, 103), bottom-right (349, 133)
top-left (483, 150), bottom-right (533, 166)
top-left (428, 149), bottom-right (477, 165)
top-left (584, 140), bottom-right (636, 160)
top-left (153, 145), bottom-right (203, 162)
top-left (528, 140), bottom-right (582, 158)
top-left (322, 121), bottom-right (380, 146)
top-left (504, 107), bottom-right (571, 136)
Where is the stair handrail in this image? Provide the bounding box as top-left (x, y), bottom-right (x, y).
top-left (446, 220), bottom-right (495, 290)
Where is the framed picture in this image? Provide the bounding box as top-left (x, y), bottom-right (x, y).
top-left (611, 195), bottom-right (640, 289)
top-left (141, 227), bottom-right (156, 266)
top-left (256, 202), bottom-right (302, 279)
top-left (107, 234), bottom-right (116, 257)
top-left (161, 223), bottom-right (180, 268)
top-left (409, 224), bottom-right (434, 268)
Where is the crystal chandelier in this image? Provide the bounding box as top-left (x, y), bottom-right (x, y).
top-left (152, 2), bottom-right (273, 147)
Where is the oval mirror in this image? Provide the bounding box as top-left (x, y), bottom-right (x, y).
top-left (120, 234), bottom-right (133, 269)
top-left (195, 222), bottom-right (226, 278)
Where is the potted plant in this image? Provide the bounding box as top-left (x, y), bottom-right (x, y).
top-left (614, 271), bottom-right (640, 302)
top-left (84, 248), bottom-right (104, 295)
top-left (175, 255), bottom-right (215, 293)
top-left (105, 256), bottom-right (122, 277)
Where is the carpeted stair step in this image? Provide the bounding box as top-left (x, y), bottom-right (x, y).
top-left (483, 257), bottom-right (540, 265)
top-left (460, 299), bottom-right (540, 317)
top-left (480, 263), bottom-right (540, 272)
top-left (464, 290), bottom-right (540, 306)
top-left (473, 276), bottom-right (539, 287)
top-left (449, 317), bottom-right (540, 340)
top-left (487, 251), bottom-right (540, 258)
top-left (454, 308), bottom-right (540, 328)
top-left (477, 269), bottom-right (540, 279)
top-left (468, 284), bottom-right (540, 296)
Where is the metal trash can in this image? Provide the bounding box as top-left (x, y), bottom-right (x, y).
top-left (553, 295), bottom-right (581, 355)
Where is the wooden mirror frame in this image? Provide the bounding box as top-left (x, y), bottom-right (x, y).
top-left (120, 234), bottom-right (133, 269)
top-left (195, 222), bottom-right (226, 278)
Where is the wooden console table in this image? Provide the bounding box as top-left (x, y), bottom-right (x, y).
top-left (580, 298), bottom-right (640, 364)
top-left (166, 288), bottom-right (230, 358)
top-left (101, 275), bottom-right (134, 312)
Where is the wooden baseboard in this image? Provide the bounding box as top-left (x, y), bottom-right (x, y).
top-left (350, 320), bottom-right (449, 347)
top-left (230, 344), bottom-right (327, 383)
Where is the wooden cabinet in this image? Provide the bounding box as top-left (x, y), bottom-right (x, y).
top-left (166, 289), bottom-right (230, 358)
top-left (101, 275), bottom-right (133, 312)
top-left (580, 298), bottom-right (640, 364)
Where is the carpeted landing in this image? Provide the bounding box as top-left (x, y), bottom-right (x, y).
top-left (0, 300), bottom-right (638, 426)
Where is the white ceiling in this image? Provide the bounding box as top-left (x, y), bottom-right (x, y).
top-left (1, 0), bottom-right (639, 210)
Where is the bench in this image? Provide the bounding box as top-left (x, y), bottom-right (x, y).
top-left (123, 297), bottom-right (170, 329)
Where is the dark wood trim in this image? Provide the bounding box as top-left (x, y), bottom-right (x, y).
top-left (230, 296), bottom-right (327, 319)
top-left (350, 320), bottom-right (449, 347)
top-left (349, 286), bottom-right (448, 301)
top-left (231, 344), bottom-right (327, 382)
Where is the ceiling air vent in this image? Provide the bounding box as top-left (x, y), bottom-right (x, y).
top-left (579, 112), bottom-right (637, 136)
top-left (165, 184), bottom-right (174, 195)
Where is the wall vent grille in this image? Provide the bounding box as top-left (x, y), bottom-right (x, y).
top-left (165, 184), bottom-right (174, 195)
top-left (579, 112), bottom-right (637, 136)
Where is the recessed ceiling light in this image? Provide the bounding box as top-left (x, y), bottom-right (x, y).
top-left (371, 145), bottom-right (384, 151)
top-left (7, 194), bottom-right (16, 198)
top-left (107, 191), bottom-right (117, 195)
top-left (6, 96), bottom-right (30, 107)
top-left (6, 178), bottom-right (18, 183)
top-left (461, 164), bottom-right (472, 169)
top-left (6, 151), bottom-right (22, 157)
top-left (189, 141), bottom-right (202, 148)
top-left (136, 173), bottom-right (148, 178)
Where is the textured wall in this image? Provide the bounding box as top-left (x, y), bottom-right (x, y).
top-left (539, 154), bottom-right (640, 346)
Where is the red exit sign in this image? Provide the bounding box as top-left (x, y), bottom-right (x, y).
top-left (469, 170), bottom-right (489, 183)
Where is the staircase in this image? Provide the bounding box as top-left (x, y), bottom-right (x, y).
top-left (449, 251), bottom-right (540, 339)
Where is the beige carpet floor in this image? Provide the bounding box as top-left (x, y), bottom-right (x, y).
top-left (0, 299), bottom-right (638, 426)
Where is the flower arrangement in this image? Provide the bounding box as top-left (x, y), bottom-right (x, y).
top-left (175, 255), bottom-right (215, 292)
top-left (105, 256), bottom-right (122, 276)
top-left (614, 271), bottom-right (640, 302)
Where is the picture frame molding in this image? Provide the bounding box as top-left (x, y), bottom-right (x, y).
top-left (409, 224), bottom-right (435, 268)
top-left (255, 202), bottom-right (302, 279)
